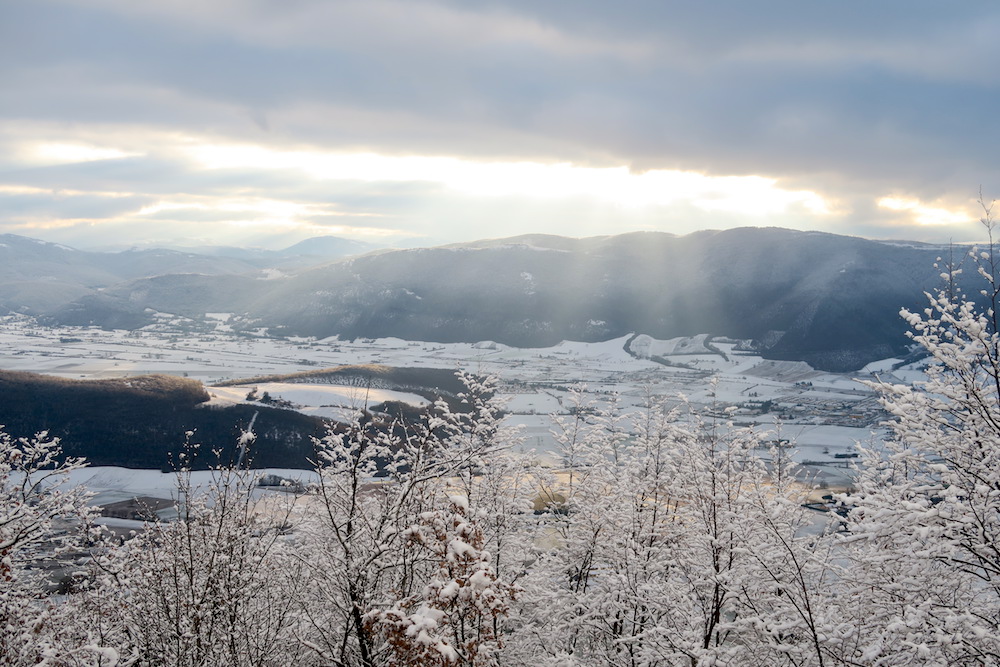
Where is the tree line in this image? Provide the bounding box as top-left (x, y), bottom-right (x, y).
top-left (0, 372), bottom-right (328, 469)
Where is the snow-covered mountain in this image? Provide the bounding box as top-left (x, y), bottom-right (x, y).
top-left (0, 233), bottom-right (377, 314)
top-left (239, 228), bottom-right (958, 371)
top-left (5, 228), bottom-right (971, 371)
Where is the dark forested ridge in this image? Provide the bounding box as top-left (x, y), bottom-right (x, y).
top-left (6, 228), bottom-right (983, 371)
top-left (0, 371), bottom-right (328, 469)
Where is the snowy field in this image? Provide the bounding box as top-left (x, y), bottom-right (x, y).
top-left (210, 382), bottom-right (429, 421)
top-left (0, 313), bottom-right (923, 497)
top-left (53, 465), bottom-right (319, 532)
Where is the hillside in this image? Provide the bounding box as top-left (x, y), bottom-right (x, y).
top-left (13, 228), bottom-right (979, 371)
top-left (0, 371), bottom-right (329, 469)
top-left (242, 229), bottom-right (978, 370)
top-left (0, 233), bottom-right (374, 316)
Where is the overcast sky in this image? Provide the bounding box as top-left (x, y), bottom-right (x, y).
top-left (2, 0), bottom-right (999, 249)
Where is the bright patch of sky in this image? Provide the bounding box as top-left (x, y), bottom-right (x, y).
top-left (876, 196), bottom-right (974, 226)
top-left (2, 1), bottom-right (998, 249)
top-left (30, 142), bottom-right (143, 165)
top-left (185, 143), bottom-right (832, 215)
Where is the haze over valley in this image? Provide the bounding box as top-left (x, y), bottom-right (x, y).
top-left (1, 225), bottom-right (946, 484)
top-left (1, 227), bottom-right (967, 373)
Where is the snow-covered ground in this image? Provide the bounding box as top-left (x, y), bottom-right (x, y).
top-left (209, 382), bottom-right (429, 421)
top-left (58, 465), bottom-right (319, 531)
top-left (66, 466), bottom-right (316, 500)
top-left (0, 313), bottom-right (922, 496)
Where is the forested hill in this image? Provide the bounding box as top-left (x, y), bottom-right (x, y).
top-left (9, 227), bottom-right (982, 371)
top-left (241, 228), bottom-right (952, 371)
top-left (0, 371), bottom-right (328, 469)
top-left (0, 232), bottom-right (375, 315)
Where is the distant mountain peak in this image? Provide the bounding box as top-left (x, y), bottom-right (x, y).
top-left (281, 236), bottom-right (378, 257)
top-left (6, 228), bottom-right (993, 372)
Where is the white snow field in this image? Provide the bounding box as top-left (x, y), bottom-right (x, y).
top-left (0, 313), bottom-right (916, 496)
top-left (209, 382), bottom-right (429, 421)
top-left (59, 465), bottom-right (319, 532)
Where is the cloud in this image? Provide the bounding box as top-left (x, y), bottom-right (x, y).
top-left (877, 196), bottom-right (975, 226)
top-left (2, 0), bottom-right (999, 247)
top-left (183, 141), bottom-right (833, 214)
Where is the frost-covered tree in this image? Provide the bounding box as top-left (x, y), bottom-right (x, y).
top-left (89, 440), bottom-right (305, 667)
top-left (723, 438), bottom-right (843, 667)
top-left (630, 404), bottom-right (833, 666)
top-left (510, 387), bottom-right (635, 664)
top-left (510, 388), bottom-right (831, 667)
top-left (840, 209), bottom-right (1000, 665)
top-left (294, 373), bottom-right (522, 666)
top-left (516, 391), bottom-right (768, 665)
top-left (438, 373), bottom-right (534, 656)
top-left (365, 495), bottom-right (520, 666)
top-left (0, 429), bottom-right (111, 666)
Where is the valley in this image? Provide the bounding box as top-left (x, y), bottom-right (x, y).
top-left (0, 311), bottom-right (916, 484)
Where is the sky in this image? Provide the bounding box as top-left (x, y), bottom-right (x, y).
top-left (2, 0), bottom-right (999, 250)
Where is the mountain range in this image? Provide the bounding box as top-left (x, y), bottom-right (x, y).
top-left (1, 228), bottom-right (979, 371)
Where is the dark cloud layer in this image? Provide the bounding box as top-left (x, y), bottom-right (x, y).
top-left (2, 0), bottom-right (998, 246)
